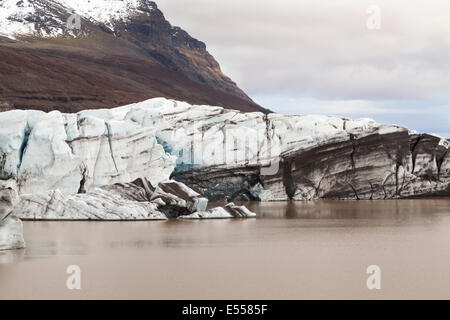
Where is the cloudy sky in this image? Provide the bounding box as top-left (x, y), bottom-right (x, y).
top-left (158, 0), bottom-right (450, 137)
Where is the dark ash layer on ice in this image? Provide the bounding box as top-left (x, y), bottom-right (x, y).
top-left (174, 132), bottom-right (450, 201)
top-left (12, 178), bottom-right (256, 220)
top-left (139, 99), bottom-right (448, 202)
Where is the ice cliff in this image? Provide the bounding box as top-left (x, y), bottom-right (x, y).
top-left (0, 107), bottom-right (176, 195)
top-left (114, 98), bottom-right (449, 201)
top-left (0, 97), bottom-right (449, 208)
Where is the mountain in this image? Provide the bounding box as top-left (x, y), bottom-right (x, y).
top-left (0, 0), bottom-right (269, 113)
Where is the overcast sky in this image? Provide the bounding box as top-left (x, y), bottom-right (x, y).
top-left (158, 0), bottom-right (450, 137)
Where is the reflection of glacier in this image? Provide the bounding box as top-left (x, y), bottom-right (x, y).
top-left (0, 215), bottom-right (25, 251)
top-left (0, 248), bottom-right (24, 264)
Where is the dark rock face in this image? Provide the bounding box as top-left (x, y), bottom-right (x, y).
top-left (174, 132), bottom-right (450, 201)
top-left (0, 0), bottom-right (269, 114)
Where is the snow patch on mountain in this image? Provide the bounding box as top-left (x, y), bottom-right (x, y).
top-left (56, 0), bottom-right (156, 29)
top-left (0, 0), bottom-right (156, 39)
top-left (0, 0), bottom-right (87, 39)
top-left (0, 0), bottom-right (36, 39)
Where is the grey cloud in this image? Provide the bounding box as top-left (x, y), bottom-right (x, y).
top-left (158, 0), bottom-right (450, 136)
top-left (159, 0), bottom-right (450, 99)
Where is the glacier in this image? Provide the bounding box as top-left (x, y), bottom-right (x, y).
top-left (0, 97), bottom-right (449, 202)
top-left (0, 108), bottom-right (176, 195)
top-left (118, 97), bottom-right (449, 201)
top-left (0, 97), bottom-right (448, 230)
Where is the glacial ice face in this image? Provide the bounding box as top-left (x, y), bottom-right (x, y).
top-left (0, 97), bottom-right (448, 202)
top-left (121, 98), bottom-right (387, 171)
top-left (0, 108), bottom-right (176, 195)
top-left (115, 98), bottom-right (449, 201)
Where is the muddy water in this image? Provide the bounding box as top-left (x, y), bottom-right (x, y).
top-left (1, 199), bottom-right (450, 299)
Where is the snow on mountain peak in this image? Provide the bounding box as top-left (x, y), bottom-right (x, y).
top-left (56, 0), bottom-right (156, 29)
top-left (0, 0), bottom-right (156, 39)
top-left (0, 0), bottom-right (37, 39)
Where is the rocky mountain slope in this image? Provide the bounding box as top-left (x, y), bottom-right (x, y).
top-left (0, 98), bottom-right (448, 205)
top-left (0, 0), bottom-right (268, 113)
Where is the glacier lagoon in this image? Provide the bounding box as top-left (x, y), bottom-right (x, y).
top-left (1, 199), bottom-right (450, 299)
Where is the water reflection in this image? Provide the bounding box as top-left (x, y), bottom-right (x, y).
top-left (0, 249), bottom-right (25, 264)
top-left (24, 240), bottom-right (88, 258)
top-left (13, 199), bottom-right (450, 261)
top-left (239, 199), bottom-right (450, 221)
top-left (2, 199), bottom-right (450, 299)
